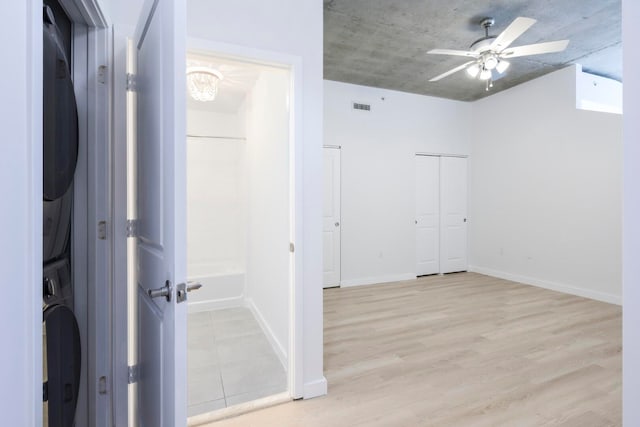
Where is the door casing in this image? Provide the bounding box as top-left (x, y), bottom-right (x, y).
top-left (185, 37), bottom-right (306, 400)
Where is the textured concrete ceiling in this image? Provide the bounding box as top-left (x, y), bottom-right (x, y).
top-left (324, 0), bottom-right (621, 101)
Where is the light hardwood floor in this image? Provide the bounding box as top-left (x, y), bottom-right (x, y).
top-left (207, 272), bottom-right (621, 426)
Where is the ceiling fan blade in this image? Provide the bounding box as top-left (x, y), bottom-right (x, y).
top-left (429, 61), bottom-right (476, 82)
top-left (500, 40), bottom-right (570, 58)
top-left (490, 17), bottom-right (537, 52)
top-left (427, 49), bottom-right (479, 58)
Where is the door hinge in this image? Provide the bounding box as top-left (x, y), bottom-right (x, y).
top-left (126, 219), bottom-right (138, 238)
top-left (289, 242), bottom-right (295, 253)
top-left (98, 220), bottom-right (107, 240)
top-left (98, 376), bottom-right (108, 394)
top-left (98, 65), bottom-right (107, 85)
top-left (126, 73), bottom-right (137, 92)
top-left (127, 365), bottom-right (139, 384)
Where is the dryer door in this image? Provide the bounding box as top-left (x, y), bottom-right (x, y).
top-left (43, 6), bottom-right (78, 201)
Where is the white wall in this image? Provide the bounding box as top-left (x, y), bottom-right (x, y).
top-left (623, 0), bottom-right (640, 424)
top-left (244, 70), bottom-right (291, 362)
top-left (0, 1), bottom-right (42, 425)
top-left (186, 0), bottom-right (325, 397)
top-left (576, 66), bottom-right (623, 114)
top-left (469, 65), bottom-right (623, 304)
top-left (186, 110), bottom-right (246, 277)
top-left (324, 80), bottom-right (472, 286)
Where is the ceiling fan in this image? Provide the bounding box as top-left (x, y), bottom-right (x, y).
top-left (427, 17), bottom-right (569, 91)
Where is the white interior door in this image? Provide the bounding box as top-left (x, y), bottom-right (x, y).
top-left (415, 155), bottom-right (440, 276)
top-left (440, 157), bottom-right (468, 274)
top-left (323, 147), bottom-right (341, 288)
top-left (131, 0), bottom-right (187, 425)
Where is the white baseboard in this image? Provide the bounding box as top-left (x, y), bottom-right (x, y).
top-left (303, 377), bottom-right (328, 399)
top-left (245, 298), bottom-right (288, 369)
top-left (468, 265), bottom-right (621, 305)
top-left (187, 296), bottom-right (244, 314)
top-left (340, 273), bottom-right (416, 288)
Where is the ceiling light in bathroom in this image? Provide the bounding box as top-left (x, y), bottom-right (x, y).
top-left (186, 66), bottom-right (224, 102)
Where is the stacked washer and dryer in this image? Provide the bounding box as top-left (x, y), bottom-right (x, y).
top-left (42, 3), bottom-right (82, 426)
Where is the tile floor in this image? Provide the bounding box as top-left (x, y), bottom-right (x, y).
top-left (187, 307), bottom-right (287, 417)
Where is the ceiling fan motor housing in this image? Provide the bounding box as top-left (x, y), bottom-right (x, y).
top-left (470, 36), bottom-right (497, 52)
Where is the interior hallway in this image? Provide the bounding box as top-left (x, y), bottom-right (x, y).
top-left (206, 272), bottom-right (621, 426)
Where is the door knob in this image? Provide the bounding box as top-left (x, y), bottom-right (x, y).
top-left (335, 222), bottom-right (340, 227)
top-left (148, 280), bottom-right (172, 302)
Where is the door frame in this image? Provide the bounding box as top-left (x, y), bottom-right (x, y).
top-left (62, 1), bottom-right (113, 426)
top-left (23, 0), bottom-right (113, 425)
top-left (185, 37), bottom-right (306, 400)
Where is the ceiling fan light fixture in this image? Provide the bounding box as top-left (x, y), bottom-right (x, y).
top-left (466, 63), bottom-right (480, 78)
top-left (479, 68), bottom-right (492, 81)
top-left (496, 60), bottom-right (510, 74)
top-left (186, 66), bottom-right (224, 102)
top-left (483, 55), bottom-right (498, 70)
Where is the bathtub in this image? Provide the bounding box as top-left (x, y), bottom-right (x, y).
top-left (186, 271), bottom-right (245, 313)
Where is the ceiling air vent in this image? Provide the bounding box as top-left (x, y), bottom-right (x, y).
top-left (352, 102), bottom-right (371, 112)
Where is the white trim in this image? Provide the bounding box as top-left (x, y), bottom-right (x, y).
top-left (340, 273), bottom-right (417, 288)
top-left (415, 152), bottom-right (469, 158)
top-left (59, 0), bottom-right (109, 28)
top-left (303, 377), bottom-right (328, 399)
top-left (187, 37), bottom-right (306, 400)
top-left (111, 25), bottom-right (134, 427)
top-left (246, 299), bottom-right (288, 369)
top-left (468, 265), bottom-right (622, 305)
top-left (28, 1), bottom-right (44, 425)
top-left (89, 24), bottom-right (113, 427)
top-left (72, 23), bottom-right (90, 427)
top-left (71, 19), bottom-right (113, 427)
top-left (186, 297), bottom-right (244, 313)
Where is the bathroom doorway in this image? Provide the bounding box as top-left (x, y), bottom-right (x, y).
top-left (184, 52), bottom-right (293, 419)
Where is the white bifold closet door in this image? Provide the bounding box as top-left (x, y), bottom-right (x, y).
top-left (440, 156), bottom-right (468, 273)
top-left (415, 155), bottom-right (440, 276)
top-left (415, 155), bottom-right (468, 276)
top-left (323, 147), bottom-right (341, 288)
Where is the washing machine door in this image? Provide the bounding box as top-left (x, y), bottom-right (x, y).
top-left (43, 6), bottom-right (79, 201)
top-left (43, 304), bottom-right (81, 427)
